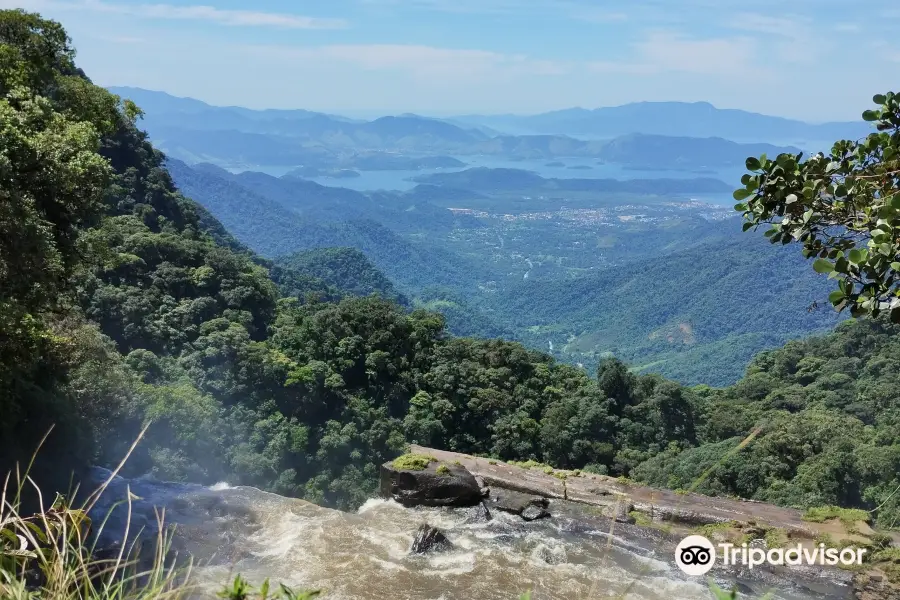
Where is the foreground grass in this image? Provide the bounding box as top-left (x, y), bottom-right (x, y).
top-left (0, 430), bottom-right (319, 600)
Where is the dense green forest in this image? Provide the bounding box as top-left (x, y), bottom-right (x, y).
top-left (3, 9), bottom-right (900, 540)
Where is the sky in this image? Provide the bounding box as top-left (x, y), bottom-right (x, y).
top-left (3, 0), bottom-right (898, 121)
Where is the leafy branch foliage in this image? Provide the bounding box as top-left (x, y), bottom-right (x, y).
top-left (736, 92), bottom-right (900, 321)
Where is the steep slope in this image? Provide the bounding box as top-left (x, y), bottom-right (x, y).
top-left (164, 160), bottom-right (490, 291)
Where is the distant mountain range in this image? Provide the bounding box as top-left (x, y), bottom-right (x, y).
top-left (452, 102), bottom-right (873, 143)
top-left (109, 87), bottom-right (868, 168)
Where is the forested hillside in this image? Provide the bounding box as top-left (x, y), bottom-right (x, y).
top-left (493, 232), bottom-right (843, 385)
top-left (273, 248), bottom-right (407, 306)
top-left (3, 10), bottom-right (900, 538)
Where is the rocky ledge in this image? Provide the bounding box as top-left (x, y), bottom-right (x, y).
top-left (401, 445), bottom-right (900, 600)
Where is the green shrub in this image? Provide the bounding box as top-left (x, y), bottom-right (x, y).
top-left (803, 506), bottom-right (871, 526)
top-left (436, 464), bottom-right (450, 475)
top-left (694, 521), bottom-right (737, 538)
top-left (763, 528), bottom-right (789, 549)
top-left (630, 511), bottom-right (652, 527)
top-left (392, 453), bottom-right (436, 471)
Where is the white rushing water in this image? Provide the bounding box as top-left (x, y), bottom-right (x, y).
top-left (87, 469), bottom-right (848, 600)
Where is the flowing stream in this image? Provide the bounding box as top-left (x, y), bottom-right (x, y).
top-left (88, 469), bottom-right (849, 600)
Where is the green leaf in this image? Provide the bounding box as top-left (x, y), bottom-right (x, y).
top-left (745, 156), bottom-right (761, 170)
top-left (863, 109), bottom-right (880, 122)
top-left (848, 248), bottom-right (868, 265)
top-left (829, 290), bottom-right (846, 304)
top-left (785, 193), bottom-right (798, 204)
top-left (874, 94), bottom-right (887, 105)
top-left (733, 188), bottom-right (752, 201)
top-left (813, 259), bottom-right (834, 274)
top-left (734, 203), bottom-right (748, 211)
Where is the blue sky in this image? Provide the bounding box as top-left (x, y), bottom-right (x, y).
top-left (4, 0), bottom-right (898, 120)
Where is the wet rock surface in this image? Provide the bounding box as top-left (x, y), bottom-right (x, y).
top-left (489, 490), bottom-right (551, 521)
top-left (409, 524), bottom-right (453, 554)
top-left (614, 499), bottom-right (636, 524)
top-left (411, 445), bottom-right (864, 599)
top-left (854, 571), bottom-right (900, 600)
top-left (379, 460), bottom-right (484, 507)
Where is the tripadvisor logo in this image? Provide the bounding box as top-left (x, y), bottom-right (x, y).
top-left (674, 534), bottom-right (867, 576)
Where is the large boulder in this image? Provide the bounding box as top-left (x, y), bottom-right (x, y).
top-left (380, 457), bottom-right (484, 507)
top-left (410, 524), bottom-right (453, 554)
top-left (488, 490), bottom-right (551, 521)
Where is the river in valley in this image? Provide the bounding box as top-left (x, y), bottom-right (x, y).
top-left (88, 469), bottom-right (850, 600)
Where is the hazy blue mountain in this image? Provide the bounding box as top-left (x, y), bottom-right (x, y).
top-left (148, 126), bottom-right (335, 165)
top-left (471, 134), bottom-right (605, 159)
top-left (454, 101), bottom-right (872, 143)
top-left (168, 160), bottom-right (467, 233)
top-left (595, 134), bottom-right (801, 170)
top-left (113, 87), bottom-right (825, 164)
top-left (282, 153), bottom-right (466, 176)
top-left (112, 86), bottom-right (490, 155)
top-left (413, 167), bottom-right (732, 194)
top-left (108, 86), bottom-right (351, 125)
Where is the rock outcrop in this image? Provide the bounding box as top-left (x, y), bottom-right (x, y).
top-left (410, 524), bottom-right (453, 554)
top-left (489, 490), bottom-right (550, 521)
top-left (854, 571), bottom-right (900, 600)
top-left (380, 459), bottom-right (484, 507)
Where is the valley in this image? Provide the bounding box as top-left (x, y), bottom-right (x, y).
top-left (163, 155), bottom-right (840, 386)
top-left (118, 88), bottom-right (852, 387)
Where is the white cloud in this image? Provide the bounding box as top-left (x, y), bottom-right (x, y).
top-left (243, 43), bottom-right (571, 81)
top-left (573, 9), bottom-right (629, 23)
top-left (833, 23), bottom-right (861, 33)
top-left (0, 0), bottom-right (347, 29)
top-left (586, 61), bottom-right (655, 74)
top-left (728, 13), bottom-right (803, 37)
top-left (639, 32), bottom-right (766, 77)
top-left (726, 12), bottom-right (824, 64)
top-left (586, 31), bottom-right (770, 80)
top-left (359, 0), bottom-right (633, 22)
